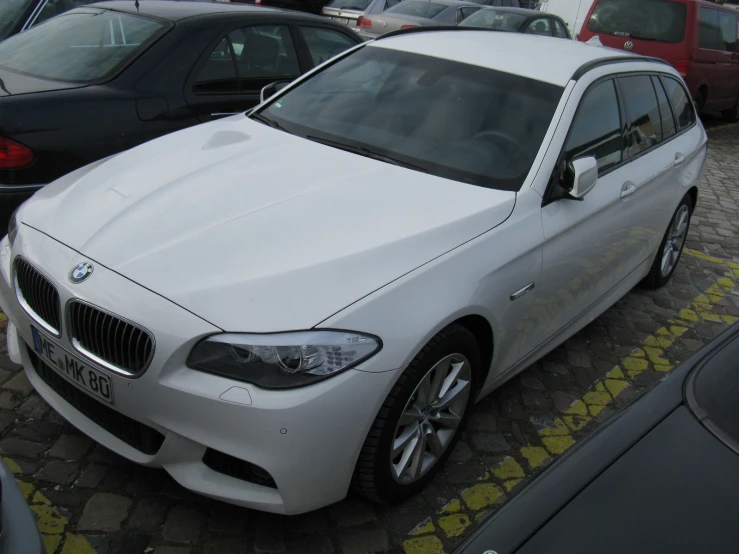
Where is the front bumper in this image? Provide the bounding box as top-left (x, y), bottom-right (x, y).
top-left (0, 226), bottom-right (399, 514)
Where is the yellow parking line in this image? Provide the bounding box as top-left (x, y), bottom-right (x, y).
top-left (403, 249), bottom-right (738, 553)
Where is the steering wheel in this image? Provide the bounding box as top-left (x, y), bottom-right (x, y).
top-left (471, 130), bottom-right (528, 161)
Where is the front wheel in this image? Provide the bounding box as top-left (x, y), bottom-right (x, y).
top-left (353, 324), bottom-right (480, 504)
top-left (642, 196), bottom-right (692, 289)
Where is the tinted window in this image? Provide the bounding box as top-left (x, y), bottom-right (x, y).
top-left (194, 38), bottom-right (238, 93)
top-left (260, 47), bottom-right (563, 191)
top-left (385, 0), bottom-right (402, 8)
top-left (554, 19), bottom-right (568, 38)
top-left (700, 8), bottom-right (723, 50)
top-left (386, 0), bottom-right (446, 18)
top-left (719, 11), bottom-right (738, 52)
top-left (587, 0), bottom-right (687, 44)
top-left (652, 76), bottom-right (676, 140)
top-left (619, 75), bottom-right (661, 157)
top-left (229, 25), bottom-right (300, 91)
top-left (29, 0), bottom-right (99, 29)
top-left (459, 8), bottom-right (527, 30)
top-left (0, 9), bottom-right (165, 83)
top-left (660, 76), bottom-right (695, 130)
top-left (565, 80), bottom-right (622, 172)
top-left (300, 27), bottom-right (357, 66)
top-left (0, 0), bottom-right (34, 40)
top-left (525, 17), bottom-right (552, 36)
top-left (456, 7), bottom-right (480, 23)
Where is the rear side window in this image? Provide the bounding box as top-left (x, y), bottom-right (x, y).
top-left (564, 79), bottom-right (622, 173)
top-left (300, 26), bottom-right (357, 66)
top-left (459, 9), bottom-right (527, 31)
top-left (619, 75), bottom-right (661, 156)
top-left (0, 8), bottom-right (166, 83)
top-left (652, 76), bottom-right (676, 140)
top-left (386, 0), bottom-right (446, 18)
top-left (553, 20), bottom-right (569, 38)
top-left (660, 76), bottom-right (696, 130)
top-left (525, 18), bottom-right (552, 36)
top-left (194, 38), bottom-right (238, 93)
top-left (587, 0), bottom-right (687, 44)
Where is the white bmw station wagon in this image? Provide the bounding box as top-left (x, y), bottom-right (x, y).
top-left (0, 28), bottom-right (706, 514)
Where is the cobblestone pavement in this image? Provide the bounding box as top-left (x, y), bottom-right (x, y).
top-left (2, 124), bottom-right (739, 554)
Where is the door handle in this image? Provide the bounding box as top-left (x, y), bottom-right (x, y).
top-left (620, 182), bottom-right (636, 198)
top-left (674, 152), bottom-right (685, 166)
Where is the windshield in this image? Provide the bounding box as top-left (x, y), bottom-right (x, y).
top-left (0, 8), bottom-right (167, 83)
top-left (587, 0), bottom-right (687, 43)
top-left (0, 0), bottom-right (34, 41)
top-left (387, 0), bottom-right (447, 18)
top-left (460, 9), bottom-right (528, 30)
top-left (258, 46), bottom-right (562, 191)
top-left (326, 0), bottom-right (372, 9)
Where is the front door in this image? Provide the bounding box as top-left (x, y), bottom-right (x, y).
top-left (519, 78), bottom-right (632, 358)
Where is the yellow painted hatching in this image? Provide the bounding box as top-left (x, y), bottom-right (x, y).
top-left (60, 535), bottom-right (98, 554)
top-left (438, 514), bottom-right (471, 538)
top-left (402, 536), bottom-right (446, 554)
top-left (492, 457), bottom-right (525, 480)
top-left (461, 483), bottom-right (503, 511)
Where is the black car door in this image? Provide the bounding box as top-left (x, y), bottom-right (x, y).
top-left (184, 23), bottom-right (307, 122)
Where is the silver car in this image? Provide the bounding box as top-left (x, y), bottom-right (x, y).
top-left (321, 0), bottom-right (403, 31)
top-left (357, 0), bottom-right (482, 38)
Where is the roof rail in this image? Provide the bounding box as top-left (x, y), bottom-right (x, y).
top-left (572, 55), bottom-right (671, 80)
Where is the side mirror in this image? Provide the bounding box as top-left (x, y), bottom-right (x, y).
top-left (566, 156), bottom-right (598, 199)
top-left (260, 80), bottom-right (291, 104)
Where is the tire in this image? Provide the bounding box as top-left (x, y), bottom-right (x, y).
top-left (642, 195), bottom-right (692, 289)
top-left (353, 323), bottom-right (481, 504)
top-left (694, 90), bottom-right (706, 115)
top-left (722, 100), bottom-right (739, 123)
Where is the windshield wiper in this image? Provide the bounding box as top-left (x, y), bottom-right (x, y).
top-left (250, 112), bottom-right (285, 130)
top-left (306, 135), bottom-right (428, 173)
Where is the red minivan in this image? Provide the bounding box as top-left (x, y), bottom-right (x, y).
top-left (578, 0), bottom-right (739, 121)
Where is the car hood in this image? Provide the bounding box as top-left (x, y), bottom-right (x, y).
top-left (22, 116), bottom-right (516, 332)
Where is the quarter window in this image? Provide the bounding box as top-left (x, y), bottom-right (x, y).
top-left (525, 17), bottom-right (551, 36)
top-left (564, 80), bottom-right (622, 173)
top-left (300, 26), bottom-right (357, 66)
top-left (619, 75), bottom-right (661, 157)
top-left (652, 76), bottom-right (676, 140)
top-left (553, 20), bottom-right (568, 38)
top-left (194, 38), bottom-right (238, 93)
top-left (660, 76), bottom-right (696, 130)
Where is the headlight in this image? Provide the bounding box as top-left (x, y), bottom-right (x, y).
top-left (187, 330), bottom-right (382, 389)
top-left (7, 207), bottom-right (19, 247)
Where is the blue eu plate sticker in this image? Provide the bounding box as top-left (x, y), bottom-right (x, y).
top-left (31, 326), bottom-right (43, 355)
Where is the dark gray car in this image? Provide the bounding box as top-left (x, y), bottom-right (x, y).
top-left (0, 458), bottom-right (44, 554)
top-left (357, 0), bottom-right (482, 38)
top-left (321, 0), bottom-right (402, 31)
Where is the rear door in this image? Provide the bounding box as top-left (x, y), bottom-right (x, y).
top-left (185, 24), bottom-right (304, 122)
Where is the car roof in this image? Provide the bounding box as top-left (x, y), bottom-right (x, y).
top-left (87, 0), bottom-right (314, 21)
top-left (369, 30), bottom-right (653, 86)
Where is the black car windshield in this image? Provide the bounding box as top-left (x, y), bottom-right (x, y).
top-left (0, 0), bottom-right (35, 40)
top-left (386, 0), bottom-right (447, 18)
top-left (587, 0), bottom-right (687, 43)
top-left (258, 47), bottom-right (563, 191)
top-left (459, 8), bottom-right (527, 30)
top-left (326, 0), bottom-right (373, 9)
top-left (0, 8), bottom-right (167, 83)
top-left (690, 338), bottom-right (739, 449)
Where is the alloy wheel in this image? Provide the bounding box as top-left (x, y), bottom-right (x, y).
top-left (661, 204), bottom-right (690, 277)
top-left (390, 353), bottom-right (472, 484)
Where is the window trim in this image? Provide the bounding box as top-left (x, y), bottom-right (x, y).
top-left (651, 75), bottom-right (678, 142)
top-left (659, 74), bottom-right (697, 134)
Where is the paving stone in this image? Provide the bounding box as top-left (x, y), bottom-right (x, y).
top-left (11, 421), bottom-right (61, 442)
top-left (0, 390), bottom-right (21, 409)
top-left (285, 535), bottom-right (335, 554)
top-left (7, 457), bottom-right (39, 475)
top-left (163, 506), bottom-right (205, 543)
top-left (444, 461), bottom-right (488, 484)
top-left (36, 460), bottom-right (79, 484)
top-left (467, 412), bottom-right (497, 432)
top-left (471, 433), bottom-right (509, 453)
top-left (76, 464), bottom-right (106, 488)
top-left (1, 371), bottom-right (33, 395)
top-left (128, 498), bottom-right (169, 533)
top-left (449, 440), bottom-right (473, 463)
top-left (567, 350), bottom-right (591, 368)
top-left (48, 434), bottom-right (93, 461)
top-left (254, 516), bottom-right (286, 553)
top-left (89, 444), bottom-right (131, 466)
top-left (83, 535), bottom-right (110, 554)
top-left (330, 498), bottom-right (377, 527)
top-left (126, 467), bottom-right (166, 495)
top-left (16, 395), bottom-right (50, 419)
top-left (119, 534), bottom-right (151, 554)
top-left (519, 372), bottom-right (546, 390)
top-left (280, 509), bottom-right (328, 535)
top-left (0, 437), bottom-right (47, 457)
top-left (203, 537), bottom-right (248, 554)
top-left (37, 488), bottom-right (83, 508)
top-left (155, 548), bottom-right (190, 554)
top-left (521, 389), bottom-right (551, 410)
top-left (0, 368), bottom-right (11, 386)
top-left (0, 412), bottom-right (14, 434)
top-left (78, 493), bottom-right (132, 532)
top-left (338, 529), bottom-right (390, 554)
top-left (551, 391), bottom-right (581, 414)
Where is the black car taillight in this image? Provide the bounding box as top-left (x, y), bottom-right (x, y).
top-left (0, 136), bottom-right (34, 169)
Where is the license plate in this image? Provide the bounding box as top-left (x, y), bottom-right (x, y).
top-left (31, 326), bottom-right (114, 404)
top-left (332, 17), bottom-right (349, 24)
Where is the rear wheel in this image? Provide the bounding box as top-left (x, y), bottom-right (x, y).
top-left (642, 196), bottom-right (692, 289)
top-left (694, 89), bottom-right (706, 115)
top-left (353, 324), bottom-right (480, 504)
top-left (722, 100), bottom-right (739, 123)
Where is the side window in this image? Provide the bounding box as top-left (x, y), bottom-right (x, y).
top-left (384, 0), bottom-right (402, 9)
top-left (718, 11), bottom-right (738, 52)
top-left (525, 18), bottom-right (552, 36)
top-left (194, 38), bottom-right (238, 94)
top-left (230, 25), bottom-right (300, 92)
top-left (660, 75), bottom-right (696, 130)
top-left (300, 26), bottom-right (357, 66)
top-left (652, 76), bottom-right (676, 140)
top-left (619, 75), bottom-right (662, 157)
top-left (700, 8), bottom-right (723, 50)
top-left (553, 20), bottom-right (568, 38)
top-left (459, 7), bottom-right (480, 21)
top-left (564, 79), bottom-right (622, 173)
top-left (30, 0), bottom-right (97, 28)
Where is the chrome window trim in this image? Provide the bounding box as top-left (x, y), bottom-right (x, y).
top-left (13, 256), bottom-right (62, 338)
top-left (65, 299), bottom-right (156, 378)
top-left (20, 0), bottom-right (50, 32)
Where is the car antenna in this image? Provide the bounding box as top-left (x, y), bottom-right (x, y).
top-left (135, 0), bottom-right (140, 10)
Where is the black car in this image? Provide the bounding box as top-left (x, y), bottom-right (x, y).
top-left (456, 323), bottom-right (739, 554)
top-left (243, 0), bottom-right (331, 15)
top-left (0, 0), bottom-right (101, 42)
top-left (458, 6), bottom-right (570, 37)
top-left (0, 0), bottom-right (361, 230)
